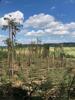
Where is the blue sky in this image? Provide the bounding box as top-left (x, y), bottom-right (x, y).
top-left (0, 0), bottom-right (75, 45)
top-left (0, 0), bottom-right (75, 22)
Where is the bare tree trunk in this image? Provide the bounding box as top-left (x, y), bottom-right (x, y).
top-left (8, 25), bottom-right (12, 79)
top-left (8, 24), bottom-right (14, 79)
top-left (11, 27), bottom-right (14, 78)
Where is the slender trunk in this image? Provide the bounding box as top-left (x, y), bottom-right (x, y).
top-left (8, 24), bottom-right (11, 79)
top-left (8, 24), bottom-right (14, 79)
top-left (11, 25), bottom-right (14, 78)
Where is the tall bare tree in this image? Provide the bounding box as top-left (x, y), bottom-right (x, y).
top-left (3, 17), bottom-right (23, 79)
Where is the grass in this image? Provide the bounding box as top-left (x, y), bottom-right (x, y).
top-left (0, 46), bottom-right (75, 81)
top-left (0, 46), bottom-right (75, 99)
top-left (64, 47), bottom-right (75, 57)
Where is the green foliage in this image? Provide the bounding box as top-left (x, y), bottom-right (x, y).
top-left (65, 54), bottom-right (75, 58)
top-left (5, 38), bottom-right (12, 47)
top-left (17, 69), bottom-right (25, 81)
top-left (1, 75), bottom-right (9, 84)
top-left (39, 79), bottom-right (52, 91)
top-left (0, 50), bottom-right (7, 60)
top-left (42, 44), bottom-right (49, 57)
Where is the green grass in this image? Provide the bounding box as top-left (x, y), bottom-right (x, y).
top-left (64, 47), bottom-right (75, 57)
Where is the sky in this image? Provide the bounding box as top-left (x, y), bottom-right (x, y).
top-left (0, 0), bottom-right (75, 45)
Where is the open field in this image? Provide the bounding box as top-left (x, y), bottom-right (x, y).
top-left (0, 45), bottom-right (75, 99)
top-left (0, 1), bottom-right (75, 99)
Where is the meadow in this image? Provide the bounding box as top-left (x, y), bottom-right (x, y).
top-left (0, 44), bottom-right (75, 100)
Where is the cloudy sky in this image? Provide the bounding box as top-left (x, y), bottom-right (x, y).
top-left (0, 0), bottom-right (75, 45)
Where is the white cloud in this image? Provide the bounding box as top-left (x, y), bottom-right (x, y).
top-left (22, 13), bottom-right (75, 36)
top-left (0, 17), bottom-right (8, 27)
top-left (1, 12), bottom-right (75, 37)
top-left (0, 10), bottom-right (24, 27)
top-left (65, 22), bottom-right (75, 30)
top-left (26, 30), bottom-right (44, 36)
top-left (1, 12), bottom-right (75, 44)
top-left (0, 34), bottom-right (7, 46)
top-left (17, 37), bottom-right (37, 44)
top-left (24, 13), bottom-right (55, 29)
top-left (0, 34), bottom-right (6, 40)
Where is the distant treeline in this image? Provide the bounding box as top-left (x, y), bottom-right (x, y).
top-left (1, 42), bottom-right (75, 48)
top-left (15, 42), bottom-right (75, 48)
